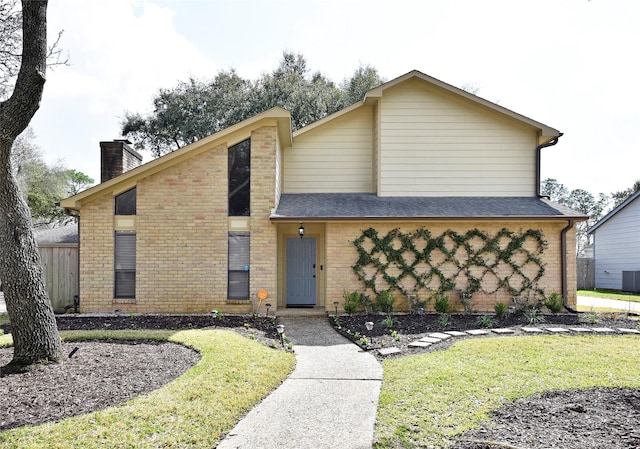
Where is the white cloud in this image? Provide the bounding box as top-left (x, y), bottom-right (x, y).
top-left (27, 0), bottom-right (640, 195)
top-left (33, 0), bottom-right (218, 181)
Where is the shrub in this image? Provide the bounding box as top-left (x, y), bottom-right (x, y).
top-left (439, 313), bottom-right (451, 328)
top-left (580, 311), bottom-right (600, 325)
top-left (381, 316), bottom-right (396, 329)
top-left (342, 290), bottom-right (361, 315)
top-left (543, 292), bottom-right (564, 314)
top-left (476, 315), bottom-right (496, 329)
top-left (433, 293), bottom-right (452, 314)
top-left (494, 302), bottom-right (507, 318)
top-left (359, 292), bottom-right (372, 313)
top-left (524, 307), bottom-right (546, 325)
top-left (460, 293), bottom-right (474, 314)
top-left (375, 290), bottom-right (396, 315)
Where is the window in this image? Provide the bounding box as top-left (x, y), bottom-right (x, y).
top-left (228, 232), bottom-right (249, 299)
top-left (115, 187), bottom-right (136, 215)
top-left (228, 139), bottom-right (250, 216)
top-left (115, 231), bottom-right (136, 298)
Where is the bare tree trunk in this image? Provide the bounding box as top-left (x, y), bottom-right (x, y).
top-left (0, 0), bottom-right (62, 374)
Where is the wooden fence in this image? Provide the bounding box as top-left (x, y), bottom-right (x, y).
top-left (577, 258), bottom-right (595, 290)
top-left (38, 244), bottom-right (79, 310)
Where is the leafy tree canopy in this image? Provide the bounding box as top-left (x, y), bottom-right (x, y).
top-left (541, 178), bottom-right (610, 256)
top-left (122, 52), bottom-right (385, 157)
top-left (12, 129), bottom-right (94, 227)
top-left (611, 179), bottom-right (640, 207)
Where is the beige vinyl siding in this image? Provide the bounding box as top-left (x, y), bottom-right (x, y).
top-left (379, 79), bottom-right (537, 197)
top-left (284, 107), bottom-right (373, 193)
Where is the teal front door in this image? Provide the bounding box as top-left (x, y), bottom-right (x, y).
top-left (286, 237), bottom-right (317, 307)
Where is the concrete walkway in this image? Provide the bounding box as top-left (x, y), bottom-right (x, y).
top-left (577, 295), bottom-right (640, 313)
top-left (217, 316), bottom-right (383, 449)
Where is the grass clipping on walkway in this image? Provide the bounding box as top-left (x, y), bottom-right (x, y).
top-left (375, 335), bottom-right (640, 449)
top-left (0, 329), bottom-right (295, 449)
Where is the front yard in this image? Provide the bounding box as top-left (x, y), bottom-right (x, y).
top-left (0, 328), bottom-right (295, 448)
top-left (0, 312), bottom-right (639, 448)
top-left (375, 335), bottom-right (640, 448)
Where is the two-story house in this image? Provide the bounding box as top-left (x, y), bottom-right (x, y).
top-left (60, 70), bottom-right (585, 314)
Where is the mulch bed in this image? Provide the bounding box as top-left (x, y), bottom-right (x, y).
top-left (1, 312), bottom-right (639, 448)
top-left (451, 388), bottom-right (640, 449)
top-left (333, 311), bottom-right (639, 355)
top-left (0, 314), bottom-right (281, 431)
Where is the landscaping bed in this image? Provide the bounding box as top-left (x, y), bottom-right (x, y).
top-left (332, 311), bottom-right (639, 355)
top-left (0, 314), bottom-right (283, 433)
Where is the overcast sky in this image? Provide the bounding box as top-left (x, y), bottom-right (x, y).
top-left (28, 0), bottom-right (639, 197)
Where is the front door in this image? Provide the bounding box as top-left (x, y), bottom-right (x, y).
top-left (286, 237), bottom-right (316, 307)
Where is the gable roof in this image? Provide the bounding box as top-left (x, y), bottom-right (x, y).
top-left (587, 189), bottom-right (640, 235)
top-left (294, 70), bottom-right (561, 145)
top-left (271, 194), bottom-right (586, 221)
top-left (60, 107), bottom-right (292, 211)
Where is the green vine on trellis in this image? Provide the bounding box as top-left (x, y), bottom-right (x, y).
top-left (351, 227), bottom-right (547, 300)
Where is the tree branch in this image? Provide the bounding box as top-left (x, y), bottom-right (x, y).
top-left (0, 0), bottom-right (48, 142)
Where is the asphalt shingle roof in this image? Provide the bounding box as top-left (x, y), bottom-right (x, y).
top-left (33, 223), bottom-right (78, 244)
top-left (272, 193), bottom-right (584, 220)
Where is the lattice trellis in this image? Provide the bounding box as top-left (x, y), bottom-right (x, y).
top-left (351, 227), bottom-right (547, 299)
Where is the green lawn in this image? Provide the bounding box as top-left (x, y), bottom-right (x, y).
top-left (375, 335), bottom-right (640, 448)
top-left (0, 329), bottom-right (295, 449)
top-left (578, 289), bottom-right (640, 302)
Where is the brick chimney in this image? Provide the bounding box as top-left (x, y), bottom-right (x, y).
top-left (100, 139), bottom-right (143, 183)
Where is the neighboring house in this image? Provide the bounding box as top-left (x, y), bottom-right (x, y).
top-left (587, 190), bottom-right (640, 293)
top-left (33, 223), bottom-right (79, 310)
top-left (60, 70), bottom-right (585, 314)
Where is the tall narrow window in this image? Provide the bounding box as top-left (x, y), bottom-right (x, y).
top-left (228, 139), bottom-right (250, 216)
top-left (228, 232), bottom-right (249, 299)
top-left (115, 231), bottom-right (136, 298)
top-left (115, 187), bottom-right (136, 215)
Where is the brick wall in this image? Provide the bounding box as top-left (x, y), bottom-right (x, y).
top-left (325, 221), bottom-right (577, 313)
top-left (78, 193), bottom-right (116, 312)
top-left (249, 127), bottom-right (278, 314)
top-left (79, 126), bottom-right (279, 314)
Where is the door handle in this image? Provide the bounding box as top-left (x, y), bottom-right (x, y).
top-left (313, 263), bottom-right (316, 268)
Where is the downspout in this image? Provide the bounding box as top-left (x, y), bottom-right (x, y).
top-left (560, 219), bottom-right (577, 312)
top-left (536, 133), bottom-right (564, 197)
